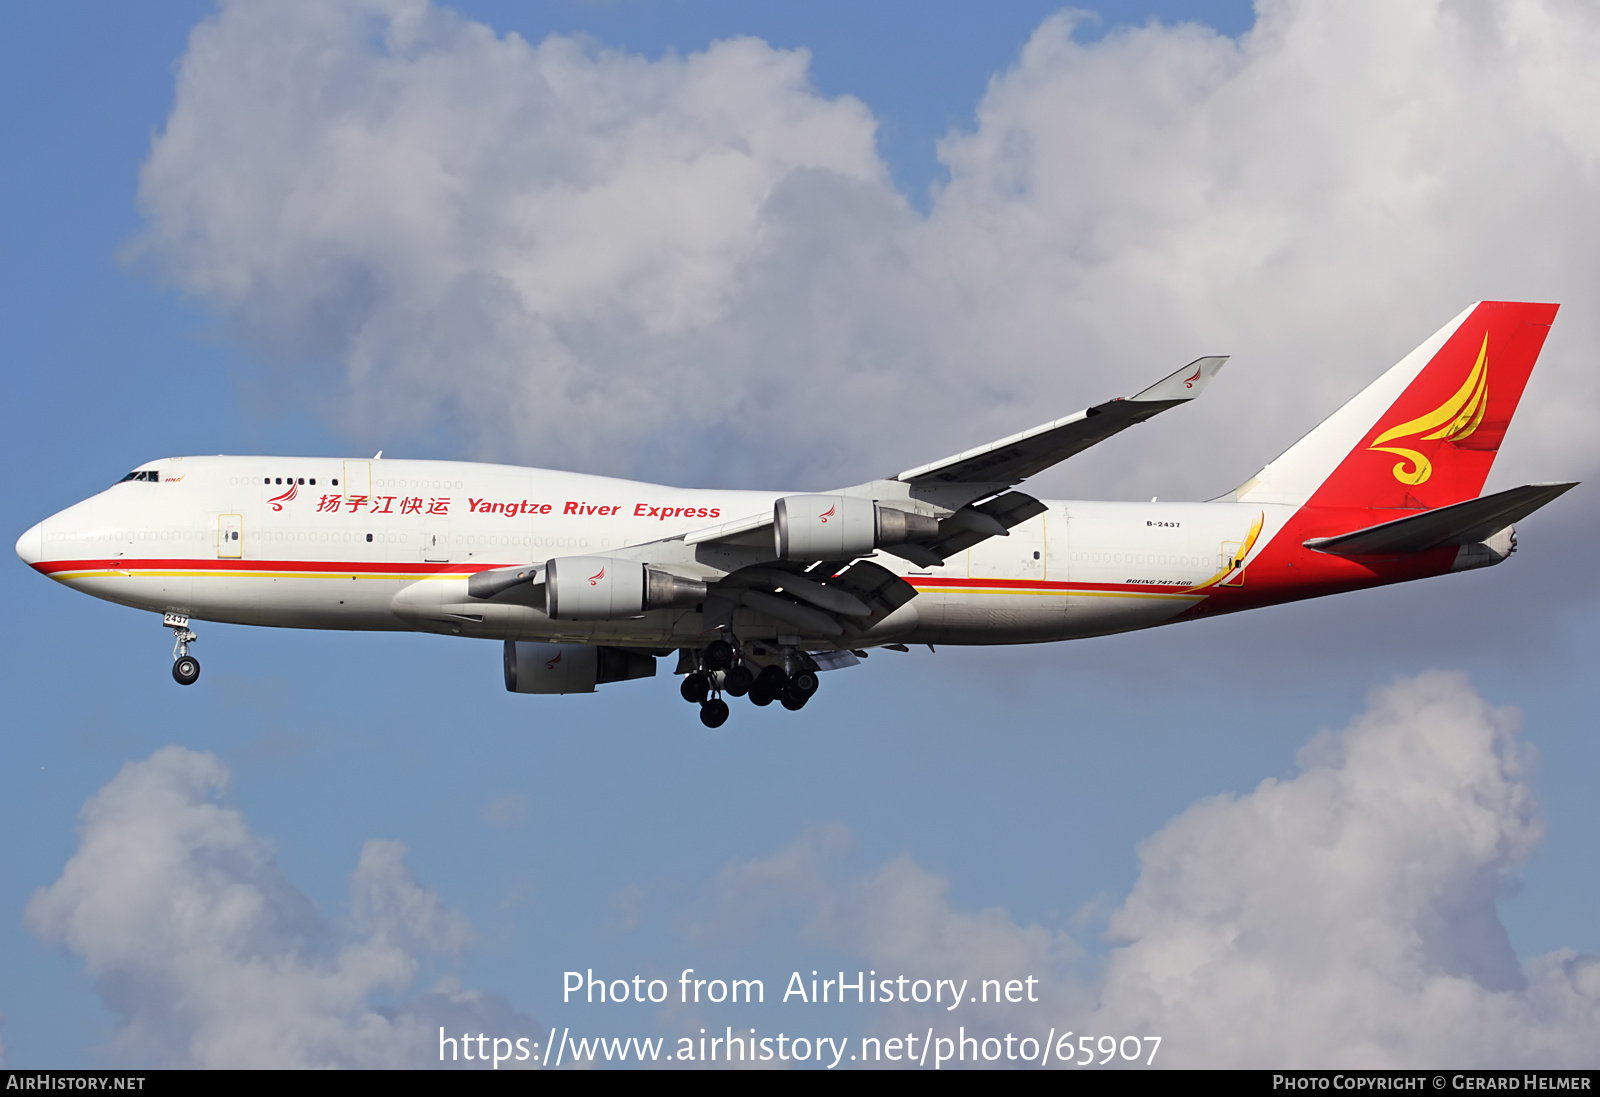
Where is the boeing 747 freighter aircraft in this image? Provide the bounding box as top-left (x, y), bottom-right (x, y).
top-left (16, 302), bottom-right (1577, 726)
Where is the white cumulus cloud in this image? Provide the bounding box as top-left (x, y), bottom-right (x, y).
top-left (135, 0), bottom-right (1600, 503)
top-left (25, 746), bottom-right (533, 1068)
top-left (1088, 670), bottom-right (1600, 1066)
top-left (688, 673), bottom-right (1600, 1067)
top-left (31, 679), bottom-right (1600, 1067)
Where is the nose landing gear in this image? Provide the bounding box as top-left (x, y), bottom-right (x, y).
top-left (165, 612), bottom-right (200, 686)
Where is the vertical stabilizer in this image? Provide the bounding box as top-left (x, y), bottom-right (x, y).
top-left (1236, 302), bottom-right (1558, 509)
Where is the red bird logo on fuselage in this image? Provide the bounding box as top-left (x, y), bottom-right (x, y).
top-left (266, 483), bottom-right (298, 511)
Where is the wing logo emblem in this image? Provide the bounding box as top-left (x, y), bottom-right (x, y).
top-left (545, 651), bottom-right (562, 671)
top-left (818, 505), bottom-right (836, 523)
top-left (588, 567), bottom-right (605, 586)
top-left (266, 483), bottom-right (299, 511)
top-left (1367, 334), bottom-right (1490, 486)
top-left (1183, 364), bottom-right (1203, 389)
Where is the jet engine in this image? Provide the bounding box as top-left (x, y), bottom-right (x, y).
top-left (774, 495), bottom-right (940, 561)
top-left (503, 641), bottom-right (657, 694)
top-left (543, 557), bottom-right (707, 620)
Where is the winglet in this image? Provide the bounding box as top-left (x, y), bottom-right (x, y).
top-left (1130, 356), bottom-right (1228, 402)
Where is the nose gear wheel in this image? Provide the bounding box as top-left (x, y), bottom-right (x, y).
top-left (165, 613), bottom-right (200, 686)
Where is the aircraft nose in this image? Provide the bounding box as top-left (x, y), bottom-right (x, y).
top-left (15, 521), bottom-right (44, 567)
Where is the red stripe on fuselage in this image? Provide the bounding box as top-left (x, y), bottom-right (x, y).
top-left (36, 554), bottom-right (1461, 611)
top-left (34, 557), bottom-right (497, 576)
top-left (1171, 537), bottom-right (1459, 621)
top-left (905, 576), bottom-right (1195, 594)
top-left (38, 560), bottom-right (1199, 596)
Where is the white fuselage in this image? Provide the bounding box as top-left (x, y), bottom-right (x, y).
top-left (19, 456), bottom-right (1291, 649)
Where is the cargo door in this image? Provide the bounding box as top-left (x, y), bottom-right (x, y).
top-left (967, 514), bottom-right (1045, 581)
top-left (960, 512), bottom-right (1059, 638)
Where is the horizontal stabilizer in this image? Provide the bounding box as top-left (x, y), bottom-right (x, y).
top-left (1303, 482), bottom-right (1577, 555)
top-left (897, 357), bottom-right (1226, 486)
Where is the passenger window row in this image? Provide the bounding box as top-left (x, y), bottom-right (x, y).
top-left (255, 531), bottom-right (402, 544)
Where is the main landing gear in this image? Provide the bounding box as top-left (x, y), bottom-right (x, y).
top-left (166, 611), bottom-right (200, 686)
top-left (679, 639), bottom-right (819, 726)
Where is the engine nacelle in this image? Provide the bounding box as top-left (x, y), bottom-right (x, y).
top-left (544, 556), bottom-right (707, 620)
top-left (503, 641), bottom-right (657, 694)
top-left (774, 495), bottom-right (940, 561)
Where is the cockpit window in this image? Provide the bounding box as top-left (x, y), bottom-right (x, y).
top-left (118, 470), bottom-right (159, 484)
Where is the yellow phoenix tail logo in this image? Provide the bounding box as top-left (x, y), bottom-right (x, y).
top-left (1367, 335), bottom-right (1490, 485)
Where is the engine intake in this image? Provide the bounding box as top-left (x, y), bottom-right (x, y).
top-left (544, 557), bottom-right (707, 620)
top-left (503, 641), bottom-right (657, 694)
top-left (774, 495), bottom-right (939, 561)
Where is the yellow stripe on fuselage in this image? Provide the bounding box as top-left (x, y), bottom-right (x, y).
top-left (910, 584), bottom-right (1203, 602)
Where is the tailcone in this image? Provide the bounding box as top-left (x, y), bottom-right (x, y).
top-left (1451, 527), bottom-right (1516, 573)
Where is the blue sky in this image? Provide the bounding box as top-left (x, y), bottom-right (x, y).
top-left (4, 0), bottom-right (1599, 1069)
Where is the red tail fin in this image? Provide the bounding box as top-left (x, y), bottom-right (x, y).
top-left (1239, 302), bottom-right (1558, 510)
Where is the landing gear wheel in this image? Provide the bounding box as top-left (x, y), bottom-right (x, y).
top-left (703, 639), bottom-right (736, 671)
top-left (749, 665), bottom-right (787, 706)
top-left (723, 664), bottom-right (753, 697)
top-left (790, 670), bottom-right (819, 698)
top-left (700, 697), bottom-right (730, 728)
top-left (172, 655), bottom-right (201, 686)
top-left (681, 672), bottom-right (711, 704)
top-left (166, 614), bottom-right (198, 685)
top-left (780, 687), bottom-right (809, 711)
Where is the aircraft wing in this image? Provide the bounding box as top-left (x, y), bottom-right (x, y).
top-left (678, 356), bottom-right (1226, 555)
top-left (878, 490), bottom-right (1049, 567)
top-left (684, 510), bottom-right (773, 549)
top-left (459, 358), bottom-right (1229, 629)
top-left (679, 489), bottom-right (1048, 566)
top-left (896, 356), bottom-right (1227, 486)
top-left (709, 558), bottom-right (919, 639)
top-left (1303, 482), bottom-right (1578, 555)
